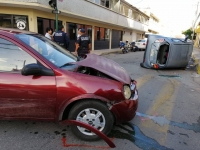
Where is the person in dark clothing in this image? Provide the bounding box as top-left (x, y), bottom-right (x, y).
top-left (75, 28), bottom-right (91, 57)
top-left (53, 25), bottom-right (70, 50)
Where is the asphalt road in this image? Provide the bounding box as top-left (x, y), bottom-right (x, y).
top-left (1, 51), bottom-right (200, 150)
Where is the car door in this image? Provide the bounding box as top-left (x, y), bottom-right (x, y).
top-left (0, 36), bottom-right (57, 120)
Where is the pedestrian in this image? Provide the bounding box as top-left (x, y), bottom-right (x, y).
top-left (52, 28), bottom-right (56, 39)
top-left (75, 28), bottom-right (91, 57)
top-left (53, 25), bottom-right (70, 50)
top-left (74, 28), bottom-right (82, 53)
top-left (76, 28), bottom-right (82, 41)
top-left (45, 27), bottom-right (52, 40)
top-left (50, 28), bottom-right (54, 40)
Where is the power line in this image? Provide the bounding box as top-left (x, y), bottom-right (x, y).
top-left (133, 0), bottom-right (145, 5)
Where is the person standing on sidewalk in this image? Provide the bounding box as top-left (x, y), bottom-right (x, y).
top-left (45, 27), bottom-right (52, 40)
top-left (76, 28), bottom-right (82, 41)
top-left (54, 25), bottom-right (70, 50)
top-left (74, 28), bottom-right (82, 51)
top-left (75, 28), bottom-right (91, 57)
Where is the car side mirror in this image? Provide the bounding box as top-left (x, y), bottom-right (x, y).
top-left (21, 64), bottom-right (42, 76)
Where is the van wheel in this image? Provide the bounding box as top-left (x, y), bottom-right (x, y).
top-left (68, 100), bottom-right (114, 141)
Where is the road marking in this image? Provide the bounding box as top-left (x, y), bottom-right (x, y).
top-left (136, 74), bottom-right (154, 89)
top-left (140, 79), bottom-right (180, 145)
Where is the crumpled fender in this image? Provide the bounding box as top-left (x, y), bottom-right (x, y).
top-left (60, 120), bottom-right (116, 148)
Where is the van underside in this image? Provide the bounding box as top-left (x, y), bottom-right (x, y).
top-left (156, 44), bottom-right (169, 65)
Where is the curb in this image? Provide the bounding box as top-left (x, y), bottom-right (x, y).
top-left (99, 49), bottom-right (122, 56)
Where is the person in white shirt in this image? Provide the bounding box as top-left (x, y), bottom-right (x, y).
top-left (45, 27), bottom-right (52, 40)
top-left (74, 28), bottom-right (82, 51)
top-left (77, 28), bottom-right (81, 40)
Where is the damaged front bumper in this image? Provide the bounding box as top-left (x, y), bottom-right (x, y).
top-left (110, 89), bottom-right (138, 123)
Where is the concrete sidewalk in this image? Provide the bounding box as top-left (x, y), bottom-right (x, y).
top-left (192, 47), bottom-right (200, 74)
top-left (91, 48), bottom-right (121, 56)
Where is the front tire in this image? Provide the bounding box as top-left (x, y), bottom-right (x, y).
top-left (68, 100), bottom-right (114, 141)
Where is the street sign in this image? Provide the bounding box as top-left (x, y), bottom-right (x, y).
top-left (52, 10), bottom-right (61, 14)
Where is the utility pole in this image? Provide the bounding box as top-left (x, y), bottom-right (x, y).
top-left (55, 7), bottom-right (58, 31)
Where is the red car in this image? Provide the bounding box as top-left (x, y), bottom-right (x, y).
top-left (0, 28), bottom-right (138, 141)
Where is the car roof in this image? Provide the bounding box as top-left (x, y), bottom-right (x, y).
top-left (0, 27), bottom-right (36, 35)
top-left (137, 38), bottom-right (147, 41)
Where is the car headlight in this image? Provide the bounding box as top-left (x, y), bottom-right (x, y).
top-left (123, 85), bottom-right (131, 99)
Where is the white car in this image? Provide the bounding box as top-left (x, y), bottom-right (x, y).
top-left (135, 38), bottom-right (147, 50)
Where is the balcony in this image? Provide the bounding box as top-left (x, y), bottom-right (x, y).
top-left (39, 0), bottom-right (149, 32)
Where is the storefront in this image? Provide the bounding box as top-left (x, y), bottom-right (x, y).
top-left (0, 6), bottom-right (135, 51)
top-left (0, 0), bottom-right (149, 52)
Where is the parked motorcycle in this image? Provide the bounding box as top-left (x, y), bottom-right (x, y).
top-left (120, 41), bottom-right (129, 54)
top-left (129, 42), bottom-right (139, 52)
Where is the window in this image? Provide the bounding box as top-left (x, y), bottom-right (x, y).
top-left (124, 5), bottom-right (129, 17)
top-left (13, 15), bottom-right (29, 30)
top-left (101, 0), bottom-right (106, 6)
top-left (0, 14), bottom-right (29, 30)
top-left (66, 23), bottom-right (92, 40)
top-left (133, 12), bottom-right (139, 20)
top-left (120, 4), bottom-right (125, 15)
top-left (37, 17), bottom-right (62, 35)
top-left (128, 9), bottom-right (133, 18)
top-left (0, 14), bottom-right (12, 28)
top-left (105, 0), bottom-right (110, 8)
top-left (95, 27), bottom-right (110, 41)
top-left (110, 0), bottom-right (118, 11)
top-left (0, 38), bottom-right (36, 72)
top-left (89, 0), bottom-right (100, 4)
top-left (66, 23), bottom-right (76, 40)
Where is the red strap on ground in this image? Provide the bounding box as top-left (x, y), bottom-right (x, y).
top-left (60, 120), bottom-right (116, 148)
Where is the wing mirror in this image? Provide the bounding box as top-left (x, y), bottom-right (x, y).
top-left (21, 64), bottom-right (42, 76)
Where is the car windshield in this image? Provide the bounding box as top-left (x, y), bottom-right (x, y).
top-left (15, 34), bottom-right (77, 67)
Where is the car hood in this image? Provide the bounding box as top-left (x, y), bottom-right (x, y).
top-left (74, 54), bottom-right (131, 84)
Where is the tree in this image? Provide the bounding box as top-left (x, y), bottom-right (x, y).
top-left (182, 28), bottom-right (196, 40)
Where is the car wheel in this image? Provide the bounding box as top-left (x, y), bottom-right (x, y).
top-left (68, 100), bottom-right (114, 141)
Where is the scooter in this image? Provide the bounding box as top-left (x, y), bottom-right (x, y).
top-left (120, 41), bottom-right (129, 54)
